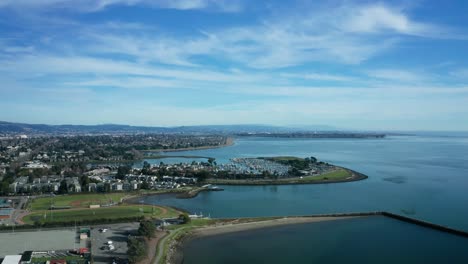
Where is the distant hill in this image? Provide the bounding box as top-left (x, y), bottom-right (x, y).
top-left (0, 121), bottom-right (320, 135)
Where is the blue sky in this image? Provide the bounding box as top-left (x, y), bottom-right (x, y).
top-left (1, 0), bottom-right (468, 130)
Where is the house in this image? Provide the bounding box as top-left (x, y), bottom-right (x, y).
top-left (87, 183), bottom-right (97, 192)
top-left (122, 182), bottom-right (131, 191)
top-left (71, 183), bottom-right (82, 193)
top-left (51, 182), bottom-right (60, 192)
top-left (112, 182), bottom-right (123, 191)
top-left (9, 182), bottom-right (19, 193)
top-left (131, 180), bottom-right (139, 190)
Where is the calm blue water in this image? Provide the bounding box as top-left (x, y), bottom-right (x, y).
top-left (141, 135), bottom-right (468, 231)
top-left (134, 157), bottom-right (207, 168)
top-left (182, 216), bottom-right (468, 264)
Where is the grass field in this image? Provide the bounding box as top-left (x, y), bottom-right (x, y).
top-left (30, 193), bottom-right (130, 210)
top-left (23, 204), bottom-right (180, 224)
top-left (298, 169), bottom-right (352, 182)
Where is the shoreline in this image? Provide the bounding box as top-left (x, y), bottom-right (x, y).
top-left (125, 168), bottom-right (368, 206)
top-left (166, 216), bottom-right (359, 264)
top-left (84, 137), bottom-right (234, 165)
top-left (162, 212), bottom-right (468, 264)
top-left (143, 137), bottom-right (235, 153)
top-left (193, 216), bottom-right (358, 237)
top-left (204, 168), bottom-right (368, 186)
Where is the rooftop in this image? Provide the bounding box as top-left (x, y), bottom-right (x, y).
top-left (1, 255), bottom-right (22, 264)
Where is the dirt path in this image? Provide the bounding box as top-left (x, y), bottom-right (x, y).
top-left (13, 210), bottom-right (30, 225)
top-left (153, 230), bottom-right (173, 264)
top-left (158, 206), bottom-right (168, 216)
top-left (136, 231), bottom-right (168, 264)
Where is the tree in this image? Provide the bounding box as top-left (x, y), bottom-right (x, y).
top-left (127, 237), bottom-right (147, 264)
top-left (116, 165), bottom-right (131, 180)
top-left (0, 181), bottom-right (10, 195)
top-left (140, 181), bottom-right (150, 190)
top-left (194, 170), bottom-right (210, 183)
top-left (141, 161), bottom-right (151, 174)
top-left (103, 182), bottom-right (111, 193)
top-left (58, 180), bottom-right (68, 194)
top-left (179, 213), bottom-right (191, 224)
top-left (138, 220), bottom-right (156, 238)
top-left (262, 170), bottom-right (271, 178)
top-left (80, 175), bottom-right (90, 187)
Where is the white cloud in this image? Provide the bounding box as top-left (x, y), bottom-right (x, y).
top-left (2, 2), bottom-right (461, 69)
top-left (1, 1), bottom-right (468, 129)
top-left (343, 4), bottom-right (419, 34)
top-left (76, 3), bottom-right (455, 68)
top-left (366, 69), bottom-right (424, 82)
top-left (338, 3), bottom-right (465, 39)
top-left (280, 73), bottom-right (355, 82)
top-left (0, 0), bottom-right (243, 12)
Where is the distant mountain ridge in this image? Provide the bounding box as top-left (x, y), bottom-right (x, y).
top-left (0, 121), bottom-right (331, 135)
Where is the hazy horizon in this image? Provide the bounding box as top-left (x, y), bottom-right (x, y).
top-left (2, 119), bottom-right (468, 133)
top-left (1, 0), bottom-right (467, 130)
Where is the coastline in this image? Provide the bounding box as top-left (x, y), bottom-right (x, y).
top-left (143, 137), bottom-right (234, 153)
top-left (192, 216), bottom-right (358, 237)
top-left (125, 168), bottom-right (368, 206)
top-left (166, 216), bottom-right (359, 264)
top-left (204, 168), bottom-right (368, 186)
top-left (84, 137), bottom-right (234, 165)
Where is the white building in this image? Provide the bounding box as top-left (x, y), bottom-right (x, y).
top-left (2, 255), bottom-right (22, 264)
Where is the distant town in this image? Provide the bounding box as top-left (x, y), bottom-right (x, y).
top-left (0, 132), bottom-right (349, 197)
top-left (0, 127), bottom-right (369, 264)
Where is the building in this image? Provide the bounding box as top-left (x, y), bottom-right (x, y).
top-left (111, 183), bottom-right (123, 191)
top-left (0, 199), bottom-right (11, 208)
top-left (1, 255), bottom-right (22, 264)
top-left (87, 183), bottom-right (97, 192)
top-left (0, 208), bottom-right (13, 220)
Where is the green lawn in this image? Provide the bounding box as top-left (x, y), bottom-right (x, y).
top-left (23, 204), bottom-right (180, 224)
top-left (30, 193), bottom-right (130, 210)
top-left (207, 169), bottom-right (354, 185)
top-left (298, 169), bottom-right (352, 182)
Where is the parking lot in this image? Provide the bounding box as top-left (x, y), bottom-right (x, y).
top-left (0, 228), bottom-right (85, 258)
top-left (90, 223), bottom-right (139, 264)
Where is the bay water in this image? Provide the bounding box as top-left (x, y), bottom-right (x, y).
top-left (138, 134), bottom-right (468, 262)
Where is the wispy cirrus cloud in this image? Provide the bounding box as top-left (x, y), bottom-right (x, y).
top-left (0, 0), bottom-right (243, 12)
top-left (1, 1), bottom-right (468, 129)
top-left (1, 2), bottom-right (462, 69)
top-left (66, 2), bottom-right (462, 69)
top-left (366, 69), bottom-right (425, 83)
